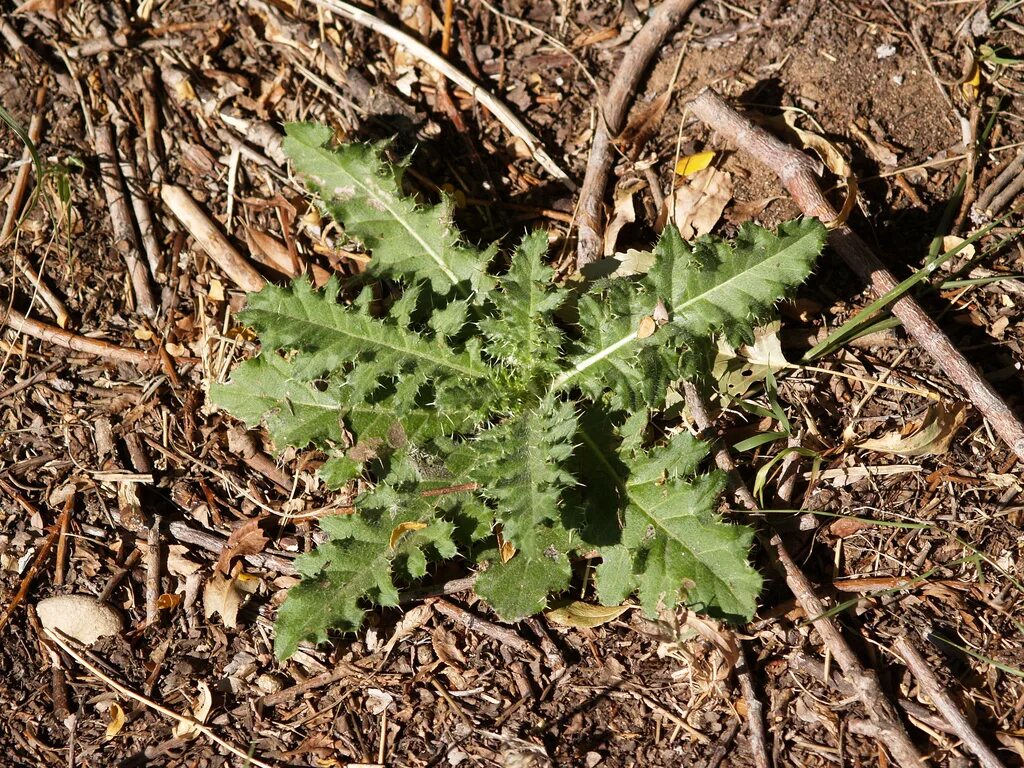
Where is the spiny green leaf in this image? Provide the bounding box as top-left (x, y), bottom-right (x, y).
top-left (465, 399), bottom-right (578, 556)
top-left (559, 218), bottom-right (827, 409)
top-left (474, 526), bottom-right (573, 620)
top-left (585, 431), bottom-right (762, 622)
top-left (479, 231), bottom-right (567, 387)
top-left (273, 504), bottom-right (457, 658)
top-left (284, 123), bottom-right (493, 293)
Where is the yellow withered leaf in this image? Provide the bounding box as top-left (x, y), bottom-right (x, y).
top-left (105, 702), bottom-right (126, 739)
top-left (546, 601), bottom-right (632, 629)
top-left (674, 151), bottom-right (716, 177)
top-left (389, 521), bottom-right (428, 550)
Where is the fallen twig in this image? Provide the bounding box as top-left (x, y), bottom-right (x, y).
top-left (735, 639), bottom-right (771, 768)
top-left (43, 628), bottom-right (278, 768)
top-left (95, 124), bottom-right (159, 319)
top-left (0, 493), bottom-right (73, 635)
top-left (160, 184), bottom-right (266, 293)
top-left (1, 85), bottom-right (45, 242)
top-left (681, 381), bottom-right (926, 768)
top-left (576, 0), bottom-right (699, 266)
top-left (429, 598), bottom-right (541, 659)
top-left (305, 0), bottom-right (573, 188)
top-left (1, 303), bottom-right (155, 366)
top-left (894, 635), bottom-right (1006, 768)
top-left (688, 88), bottom-right (1024, 463)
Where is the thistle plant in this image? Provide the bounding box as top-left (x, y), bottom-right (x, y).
top-left (212, 123), bottom-right (827, 659)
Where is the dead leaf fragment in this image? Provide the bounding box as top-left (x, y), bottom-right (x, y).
top-left (431, 624), bottom-right (467, 667)
top-left (636, 315), bottom-right (657, 340)
top-left (172, 682), bottom-right (212, 740)
top-left (216, 517), bottom-right (269, 574)
top-left (105, 702), bottom-right (126, 739)
top-left (779, 113), bottom-right (857, 226)
top-left (203, 564), bottom-right (259, 628)
top-left (603, 178), bottom-right (644, 256)
top-left (546, 601), bottom-right (631, 629)
top-left (857, 402), bottom-right (969, 457)
top-left (389, 520), bottom-right (427, 550)
top-left (713, 323), bottom-right (789, 399)
top-left (675, 151), bottom-right (716, 177)
top-left (669, 166), bottom-right (732, 241)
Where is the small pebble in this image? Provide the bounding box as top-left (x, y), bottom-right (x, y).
top-left (36, 595), bottom-right (124, 645)
top-left (876, 43), bottom-right (897, 59)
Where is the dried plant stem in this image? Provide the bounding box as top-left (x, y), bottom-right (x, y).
top-left (893, 635), bottom-right (1006, 768)
top-left (576, 0), bottom-right (699, 266)
top-left (160, 184), bottom-right (266, 293)
top-left (44, 628), bottom-right (276, 768)
top-left (0, 494), bottom-right (73, 634)
top-left (306, 0), bottom-right (572, 188)
top-left (430, 598), bottom-right (541, 659)
top-left (95, 124), bottom-right (158, 319)
top-left (688, 88), bottom-right (1024, 463)
top-left (1, 302), bottom-right (155, 366)
top-left (681, 382), bottom-right (926, 768)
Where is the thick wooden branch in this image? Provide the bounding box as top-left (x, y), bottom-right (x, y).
top-left (688, 88), bottom-right (1024, 462)
top-left (576, 0), bottom-right (699, 267)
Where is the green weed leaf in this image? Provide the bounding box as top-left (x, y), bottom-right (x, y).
top-left (212, 125), bottom-right (825, 658)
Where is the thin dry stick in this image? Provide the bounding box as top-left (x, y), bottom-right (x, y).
top-left (95, 124), bottom-right (158, 319)
top-left (576, 0), bottom-right (699, 266)
top-left (306, 0), bottom-right (572, 188)
top-left (1, 303), bottom-right (156, 366)
top-left (43, 628), bottom-right (277, 768)
top-left (160, 184), bottom-right (266, 293)
top-left (681, 381), bottom-right (926, 768)
top-left (735, 639), bottom-right (770, 768)
top-left (122, 151), bottom-right (163, 279)
top-left (430, 598), bottom-right (541, 659)
top-left (893, 635), bottom-right (1007, 768)
top-left (145, 515), bottom-right (162, 626)
top-left (688, 88), bottom-right (1024, 463)
top-left (1, 86), bottom-right (45, 241)
top-left (0, 494), bottom-right (73, 634)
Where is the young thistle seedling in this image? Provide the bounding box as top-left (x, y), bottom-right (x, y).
top-left (213, 124), bottom-right (827, 659)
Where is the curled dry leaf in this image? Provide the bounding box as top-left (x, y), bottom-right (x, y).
top-left (431, 624), bottom-right (467, 668)
top-left (105, 702), bottom-right (126, 739)
top-left (545, 601), bottom-right (632, 629)
top-left (603, 177), bottom-right (645, 257)
top-left (172, 681), bottom-right (213, 740)
top-left (216, 517), bottom-right (270, 574)
top-left (668, 166), bottom-right (733, 241)
top-left (389, 520), bottom-right (428, 550)
top-left (204, 563), bottom-right (260, 628)
top-left (857, 401), bottom-right (970, 457)
top-left (777, 112), bottom-right (858, 226)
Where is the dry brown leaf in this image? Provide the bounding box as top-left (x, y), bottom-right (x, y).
top-left (636, 315), bottom-right (657, 340)
top-left (431, 624), bottom-right (467, 667)
top-left (203, 563), bottom-right (258, 628)
top-left (603, 178), bottom-right (644, 256)
top-left (849, 123), bottom-right (899, 168)
top-left (167, 544), bottom-right (202, 578)
top-left (216, 517), bottom-right (269, 574)
top-left (245, 227), bottom-right (302, 277)
top-left (545, 601), bottom-right (631, 629)
top-left (857, 402), bottom-right (969, 457)
top-left (780, 113), bottom-right (858, 226)
top-left (669, 166), bottom-right (732, 241)
top-left (172, 682), bottom-right (212, 740)
top-left (616, 90), bottom-right (671, 160)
